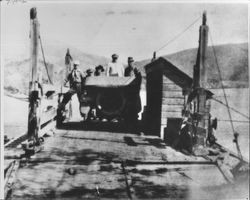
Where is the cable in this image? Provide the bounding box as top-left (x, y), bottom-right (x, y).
top-left (209, 31), bottom-right (243, 160)
top-left (217, 119), bottom-right (249, 123)
top-left (212, 97), bottom-right (249, 120)
top-left (209, 33), bottom-right (235, 133)
top-left (39, 35), bottom-right (53, 84)
top-left (155, 15), bottom-right (202, 53)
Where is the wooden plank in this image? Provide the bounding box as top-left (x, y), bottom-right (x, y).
top-left (161, 111), bottom-right (183, 118)
top-left (161, 104), bottom-right (184, 110)
top-left (28, 8), bottom-right (40, 141)
top-left (162, 98), bottom-right (184, 105)
top-left (162, 90), bottom-right (184, 98)
top-left (161, 111), bottom-right (182, 119)
top-left (162, 76), bottom-right (175, 84)
top-left (162, 81), bottom-right (180, 86)
top-left (4, 160), bottom-right (20, 200)
top-left (162, 83), bottom-right (182, 91)
top-left (161, 114), bottom-right (182, 123)
top-left (162, 72), bottom-right (192, 88)
top-left (41, 108), bottom-right (56, 125)
top-left (161, 105), bottom-right (183, 112)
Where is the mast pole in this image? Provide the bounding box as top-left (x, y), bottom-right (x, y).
top-left (192, 11), bottom-right (210, 153)
top-left (199, 11), bottom-right (209, 88)
top-left (193, 11), bottom-right (209, 89)
top-left (27, 7), bottom-right (41, 144)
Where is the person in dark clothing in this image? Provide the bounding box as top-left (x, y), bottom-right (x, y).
top-left (85, 68), bottom-right (94, 77)
top-left (177, 118), bottom-right (193, 153)
top-left (125, 57), bottom-right (139, 77)
top-left (94, 65), bottom-right (105, 76)
top-left (124, 57), bottom-right (142, 133)
top-left (60, 60), bottom-right (86, 108)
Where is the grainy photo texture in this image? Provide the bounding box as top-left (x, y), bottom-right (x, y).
top-left (1, 1), bottom-right (249, 200)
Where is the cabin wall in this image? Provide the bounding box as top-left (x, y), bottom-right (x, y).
top-left (161, 75), bottom-right (184, 140)
top-left (144, 58), bottom-right (192, 139)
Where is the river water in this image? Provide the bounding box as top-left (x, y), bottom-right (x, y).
top-left (4, 88), bottom-right (249, 159)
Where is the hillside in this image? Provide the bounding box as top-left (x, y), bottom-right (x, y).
top-left (4, 45), bottom-right (109, 94)
top-left (4, 43), bottom-right (248, 95)
top-left (135, 43), bottom-right (248, 88)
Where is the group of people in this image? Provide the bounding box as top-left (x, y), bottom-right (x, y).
top-left (63, 51), bottom-right (140, 96)
top-left (68, 53), bottom-right (140, 79)
top-left (60, 50), bottom-right (141, 121)
top-left (65, 51), bottom-right (140, 81)
top-left (106, 53), bottom-right (141, 77)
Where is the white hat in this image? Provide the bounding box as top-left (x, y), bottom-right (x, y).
top-left (74, 60), bottom-right (80, 65)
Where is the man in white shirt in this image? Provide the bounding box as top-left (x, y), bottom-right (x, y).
top-left (106, 54), bottom-right (124, 77)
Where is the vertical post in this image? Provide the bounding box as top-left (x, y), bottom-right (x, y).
top-left (192, 11), bottom-right (210, 153)
top-left (47, 64), bottom-right (54, 84)
top-left (29, 7), bottom-right (39, 92)
top-left (199, 11), bottom-right (209, 88)
top-left (151, 51), bottom-right (156, 62)
top-left (193, 11), bottom-right (209, 89)
top-left (27, 7), bottom-right (40, 144)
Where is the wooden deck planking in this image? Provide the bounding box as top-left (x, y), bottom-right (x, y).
top-left (8, 127), bottom-right (229, 199)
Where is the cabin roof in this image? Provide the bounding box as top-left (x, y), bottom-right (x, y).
top-left (145, 57), bottom-right (193, 89)
top-left (84, 76), bottom-right (135, 87)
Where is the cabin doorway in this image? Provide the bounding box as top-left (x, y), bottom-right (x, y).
top-left (145, 71), bottom-right (163, 136)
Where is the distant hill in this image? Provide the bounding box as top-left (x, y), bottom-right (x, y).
top-left (4, 45), bottom-right (109, 94)
top-left (135, 43), bottom-right (248, 88)
top-left (4, 43), bottom-right (248, 95)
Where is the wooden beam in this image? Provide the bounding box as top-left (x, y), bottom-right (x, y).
top-left (27, 7), bottom-right (41, 143)
top-left (162, 98), bottom-right (184, 105)
top-left (162, 90), bottom-right (184, 98)
top-left (193, 11), bottom-right (209, 89)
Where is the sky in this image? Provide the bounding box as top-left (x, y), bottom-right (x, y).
top-left (1, 1), bottom-right (248, 62)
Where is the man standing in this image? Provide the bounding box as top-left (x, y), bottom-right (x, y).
top-left (61, 60), bottom-right (85, 107)
top-left (124, 57), bottom-right (142, 133)
top-left (125, 57), bottom-right (139, 77)
top-left (106, 54), bottom-right (124, 77)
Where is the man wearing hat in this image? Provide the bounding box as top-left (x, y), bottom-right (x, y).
top-left (85, 68), bottom-right (94, 77)
top-left (124, 57), bottom-right (140, 77)
top-left (94, 65), bottom-right (105, 76)
top-left (124, 57), bottom-right (142, 133)
top-left (106, 54), bottom-right (124, 77)
top-left (61, 60), bottom-right (86, 107)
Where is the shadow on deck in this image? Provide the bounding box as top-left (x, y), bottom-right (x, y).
top-left (57, 120), bottom-right (142, 134)
top-left (8, 124), bottom-right (249, 200)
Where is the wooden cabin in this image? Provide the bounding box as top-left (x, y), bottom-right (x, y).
top-left (144, 57), bottom-right (192, 141)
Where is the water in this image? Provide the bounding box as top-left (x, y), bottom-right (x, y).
top-left (4, 88), bottom-right (249, 159)
top-left (4, 95), bottom-right (28, 139)
top-left (210, 88), bottom-right (249, 159)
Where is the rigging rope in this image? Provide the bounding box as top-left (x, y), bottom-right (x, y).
top-left (209, 32), bottom-right (235, 133)
top-left (212, 97), bottom-right (250, 120)
top-left (217, 119), bottom-right (249, 123)
top-left (209, 31), bottom-right (243, 160)
top-left (155, 15), bottom-right (202, 53)
top-left (39, 35), bottom-right (53, 84)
